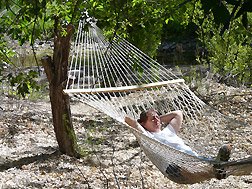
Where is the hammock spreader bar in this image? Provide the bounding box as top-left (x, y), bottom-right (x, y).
top-left (64, 79), bottom-right (185, 94)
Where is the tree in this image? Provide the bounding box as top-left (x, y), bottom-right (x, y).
top-left (0, 0), bottom-right (187, 157)
top-left (41, 24), bottom-right (80, 157)
top-left (0, 0), bottom-right (85, 157)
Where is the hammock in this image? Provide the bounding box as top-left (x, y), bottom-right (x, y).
top-left (64, 18), bottom-right (252, 184)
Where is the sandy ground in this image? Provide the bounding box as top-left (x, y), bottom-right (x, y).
top-left (0, 82), bottom-right (252, 189)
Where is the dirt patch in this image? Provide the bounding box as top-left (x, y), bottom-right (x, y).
top-left (0, 82), bottom-right (251, 189)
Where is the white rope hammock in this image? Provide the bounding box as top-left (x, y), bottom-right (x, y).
top-left (64, 18), bottom-right (252, 184)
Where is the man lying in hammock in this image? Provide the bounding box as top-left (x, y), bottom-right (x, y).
top-left (125, 109), bottom-right (233, 181)
top-left (124, 109), bottom-right (231, 159)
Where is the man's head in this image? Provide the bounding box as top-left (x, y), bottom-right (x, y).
top-left (137, 109), bottom-right (161, 132)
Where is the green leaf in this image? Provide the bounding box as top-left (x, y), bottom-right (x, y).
top-left (28, 70), bottom-right (38, 78)
top-left (235, 0), bottom-right (252, 19)
top-left (241, 13), bottom-right (248, 29)
top-left (165, 16), bottom-right (174, 24)
top-left (212, 1), bottom-right (230, 26)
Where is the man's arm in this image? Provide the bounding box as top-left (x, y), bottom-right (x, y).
top-left (160, 110), bottom-right (183, 134)
top-left (125, 116), bottom-right (145, 133)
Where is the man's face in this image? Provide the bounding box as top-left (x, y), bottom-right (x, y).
top-left (143, 110), bottom-right (161, 132)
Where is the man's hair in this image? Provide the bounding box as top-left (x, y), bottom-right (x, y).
top-left (137, 111), bottom-right (148, 124)
top-left (137, 109), bottom-right (159, 124)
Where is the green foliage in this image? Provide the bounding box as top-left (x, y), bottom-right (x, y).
top-left (1, 1), bottom-right (78, 46)
top-left (201, 0), bottom-right (252, 32)
top-left (0, 35), bottom-right (15, 68)
top-left (1, 0), bottom-right (252, 91)
top-left (84, 0), bottom-right (170, 57)
top-left (8, 70), bottom-right (41, 97)
top-left (0, 0), bottom-right (85, 98)
top-left (235, 0), bottom-right (252, 27)
top-left (194, 2), bottom-right (252, 86)
top-left (0, 34), bottom-right (15, 91)
top-left (201, 0), bottom-right (230, 26)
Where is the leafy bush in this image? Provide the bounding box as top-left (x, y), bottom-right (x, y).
top-left (194, 4), bottom-right (252, 86)
top-left (8, 70), bottom-right (41, 98)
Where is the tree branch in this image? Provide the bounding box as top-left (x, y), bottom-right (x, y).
top-left (177, 0), bottom-right (194, 9)
top-left (70, 0), bottom-right (82, 23)
top-left (31, 8), bottom-right (41, 75)
top-left (74, 160), bottom-right (92, 189)
top-left (41, 55), bottom-right (54, 83)
top-left (111, 145), bottom-right (120, 188)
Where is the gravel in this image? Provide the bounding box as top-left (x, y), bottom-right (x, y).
top-left (0, 82), bottom-right (251, 189)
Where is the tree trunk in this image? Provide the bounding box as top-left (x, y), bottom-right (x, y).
top-left (41, 23), bottom-right (80, 158)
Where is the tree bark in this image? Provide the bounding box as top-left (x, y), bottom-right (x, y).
top-left (41, 23), bottom-right (80, 158)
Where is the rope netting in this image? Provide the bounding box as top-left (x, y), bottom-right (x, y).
top-left (64, 18), bottom-right (252, 183)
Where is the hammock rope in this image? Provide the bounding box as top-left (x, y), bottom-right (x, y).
top-left (64, 18), bottom-right (252, 184)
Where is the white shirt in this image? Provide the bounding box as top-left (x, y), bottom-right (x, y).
top-left (145, 124), bottom-right (198, 156)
